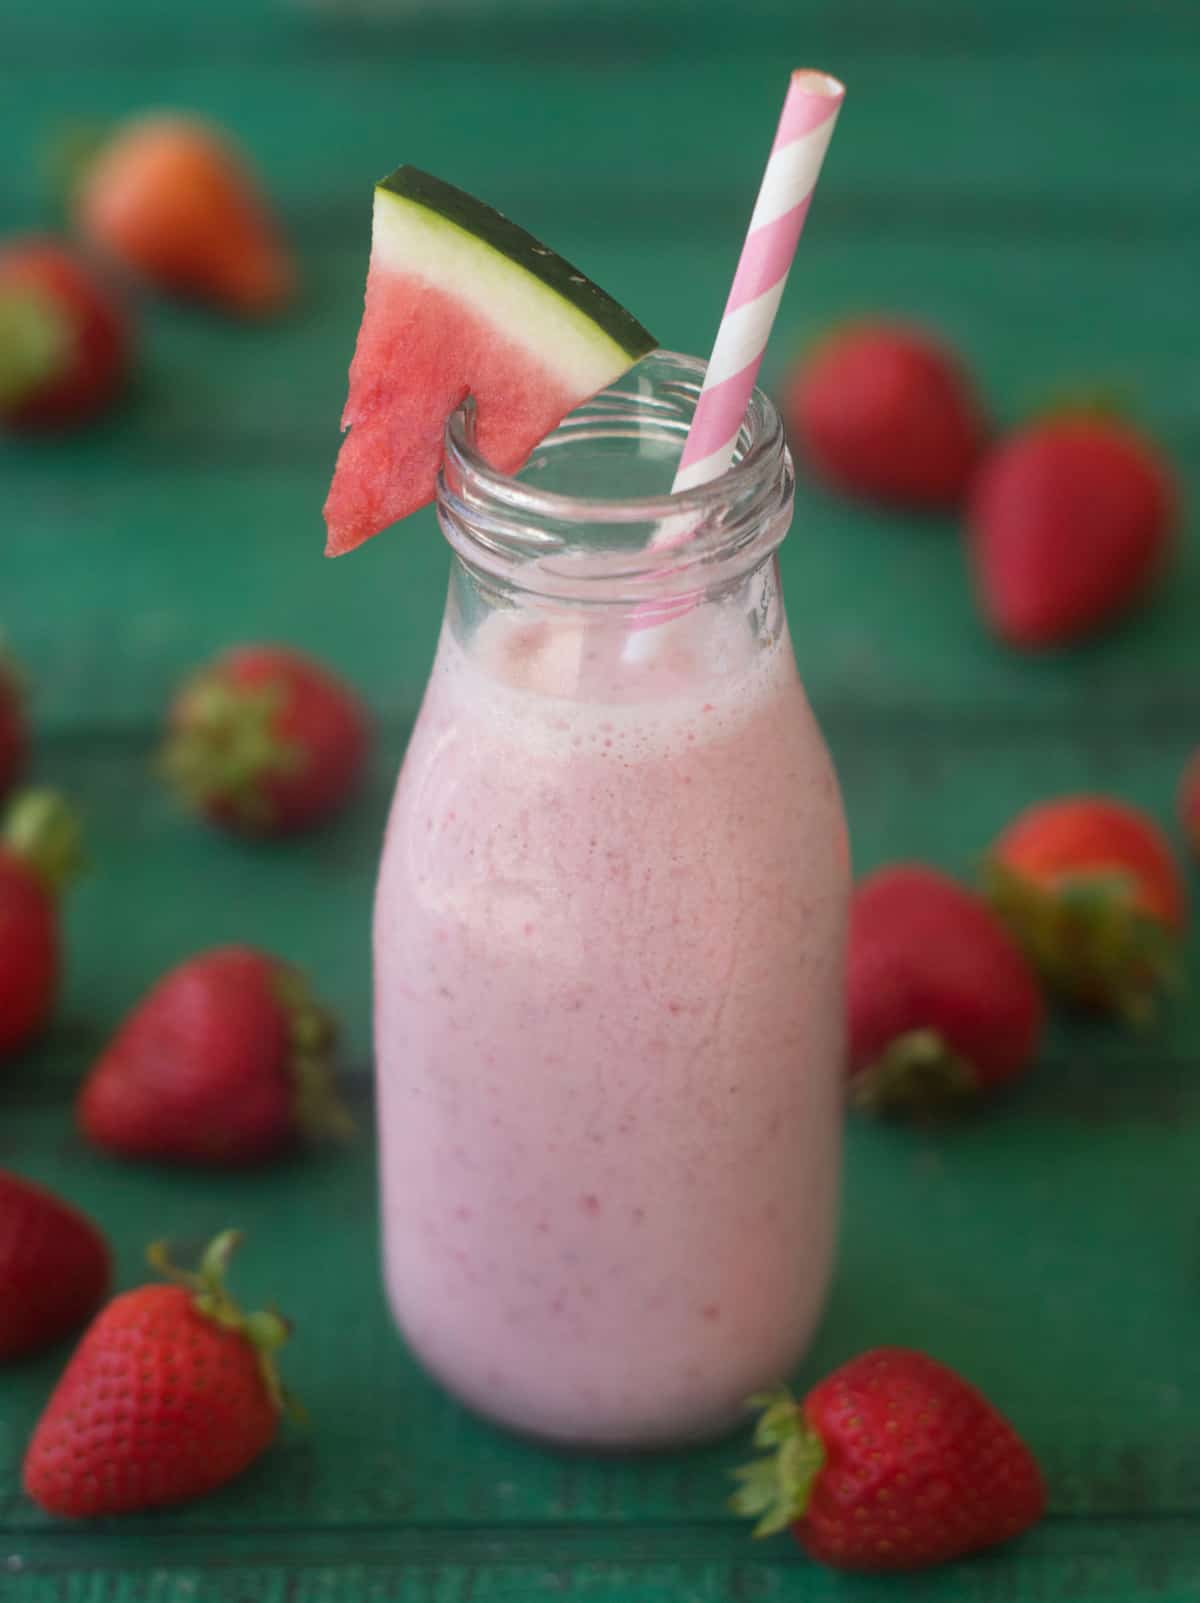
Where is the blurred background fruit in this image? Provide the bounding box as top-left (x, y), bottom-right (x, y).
top-left (72, 114), bottom-right (295, 317)
top-left (969, 416), bottom-right (1177, 649)
top-left (161, 644), bottom-right (369, 838)
top-left (847, 863), bottom-right (1043, 1113)
top-left (0, 238), bottom-right (128, 432)
top-left (783, 319), bottom-right (985, 511)
top-left (0, 1171), bottom-right (111, 1362)
top-left (77, 945), bottom-right (347, 1166)
top-left (985, 794), bottom-right (1186, 1022)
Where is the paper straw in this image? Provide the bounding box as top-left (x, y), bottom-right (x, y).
top-left (666, 69), bottom-right (844, 510)
top-left (619, 71), bottom-right (842, 663)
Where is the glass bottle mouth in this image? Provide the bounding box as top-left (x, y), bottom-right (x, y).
top-left (437, 349), bottom-right (794, 604)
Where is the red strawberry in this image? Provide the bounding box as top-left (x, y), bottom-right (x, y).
top-left (733, 1348), bottom-right (1045, 1571)
top-left (0, 1172), bottom-right (111, 1361)
top-left (0, 790), bottom-right (84, 1060)
top-left (969, 416), bottom-right (1176, 648)
top-left (848, 864), bottom-right (1043, 1113)
top-left (985, 795), bottom-right (1186, 1021)
top-left (162, 645), bottom-right (369, 838)
top-left (0, 237), bottom-right (128, 432)
top-left (78, 944), bottom-right (350, 1166)
top-left (784, 320), bottom-right (984, 510)
top-left (0, 642), bottom-right (28, 800)
top-left (74, 115), bottom-right (294, 316)
top-left (24, 1230), bottom-right (293, 1517)
top-left (1180, 752), bottom-right (1200, 859)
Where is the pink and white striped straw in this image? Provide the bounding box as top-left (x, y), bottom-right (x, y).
top-left (620, 71), bottom-right (843, 658)
top-left (665, 69), bottom-right (844, 513)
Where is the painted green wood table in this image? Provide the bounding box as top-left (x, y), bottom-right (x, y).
top-left (2, 0), bottom-right (1198, 1595)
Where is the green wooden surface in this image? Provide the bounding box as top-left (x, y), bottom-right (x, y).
top-left (2, 0), bottom-right (1198, 1596)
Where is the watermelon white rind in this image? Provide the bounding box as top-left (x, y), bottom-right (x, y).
top-left (379, 168), bottom-right (656, 368)
top-left (324, 166), bottom-right (657, 557)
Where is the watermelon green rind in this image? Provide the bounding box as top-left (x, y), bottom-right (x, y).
top-left (378, 167), bottom-right (656, 365)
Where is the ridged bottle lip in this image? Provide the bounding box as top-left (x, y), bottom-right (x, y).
top-left (437, 349), bottom-right (794, 604)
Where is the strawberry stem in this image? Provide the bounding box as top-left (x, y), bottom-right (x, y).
top-left (161, 675), bottom-right (303, 832)
top-left (199, 1228), bottom-right (244, 1293)
top-left (984, 858), bottom-right (1178, 1023)
top-left (0, 286), bottom-right (70, 410)
top-left (1, 789), bottom-right (84, 892)
top-left (730, 1390), bottom-right (826, 1537)
top-left (852, 1028), bottom-right (977, 1117)
top-left (271, 963), bottom-right (355, 1146)
top-left (147, 1231), bottom-right (298, 1418)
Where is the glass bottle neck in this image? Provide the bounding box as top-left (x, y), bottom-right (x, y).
top-left (436, 349), bottom-right (794, 619)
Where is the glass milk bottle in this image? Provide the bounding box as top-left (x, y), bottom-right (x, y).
top-left (374, 352), bottom-right (849, 1447)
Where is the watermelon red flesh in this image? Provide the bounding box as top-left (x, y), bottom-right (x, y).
top-left (324, 272), bottom-right (579, 557)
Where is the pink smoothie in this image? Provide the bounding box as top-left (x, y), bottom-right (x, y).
top-left (374, 605), bottom-right (849, 1446)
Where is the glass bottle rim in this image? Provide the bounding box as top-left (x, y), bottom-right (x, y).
top-left (436, 349), bottom-right (794, 604)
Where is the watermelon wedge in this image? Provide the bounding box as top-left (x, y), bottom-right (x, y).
top-left (324, 167), bottom-right (657, 556)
